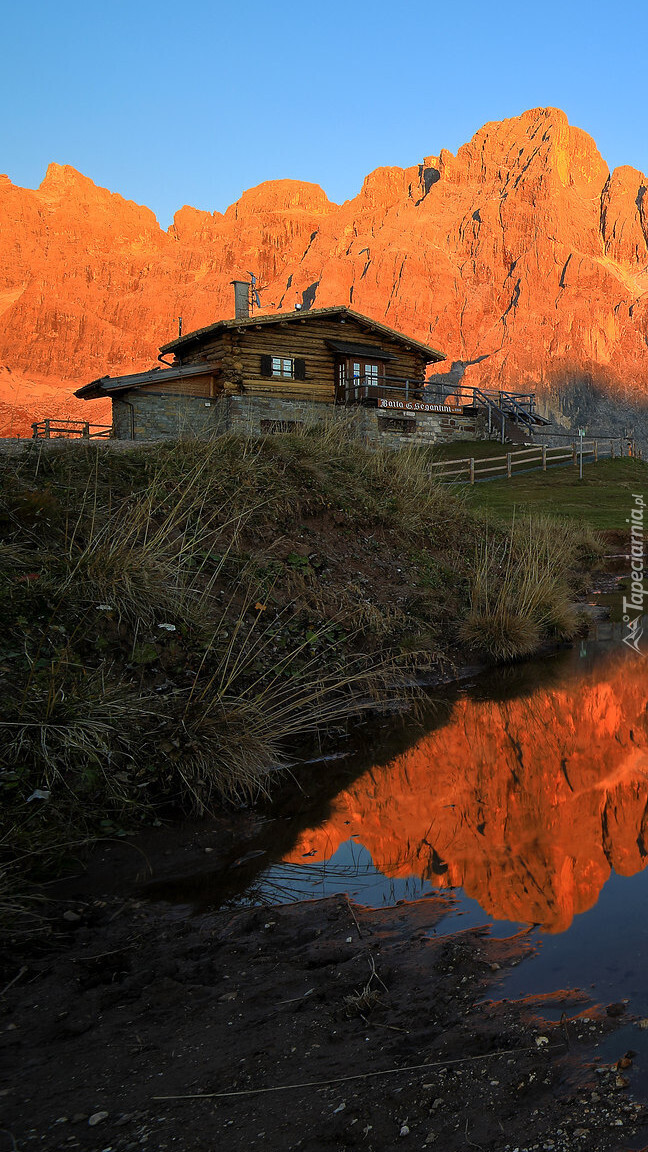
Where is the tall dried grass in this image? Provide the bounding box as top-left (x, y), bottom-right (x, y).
top-left (460, 514), bottom-right (583, 659)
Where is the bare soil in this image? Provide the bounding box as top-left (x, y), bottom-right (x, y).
top-left (2, 883), bottom-right (648, 1152)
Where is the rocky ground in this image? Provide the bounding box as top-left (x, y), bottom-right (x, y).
top-left (2, 883), bottom-right (648, 1152)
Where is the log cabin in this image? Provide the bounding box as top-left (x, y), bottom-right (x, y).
top-left (75, 285), bottom-right (546, 445)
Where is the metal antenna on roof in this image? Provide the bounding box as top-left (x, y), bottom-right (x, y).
top-left (246, 272), bottom-right (265, 312)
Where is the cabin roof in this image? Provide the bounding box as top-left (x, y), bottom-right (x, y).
top-left (74, 362), bottom-right (215, 400)
top-left (159, 306), bottom-right (446, 362)
top-left (325, 339), bottom-right (398, 361)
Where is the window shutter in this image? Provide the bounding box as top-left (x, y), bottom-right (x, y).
top-left (294, 358), bottom-right (306, 380)
top-left (260, 354), bottom-right (272, 377)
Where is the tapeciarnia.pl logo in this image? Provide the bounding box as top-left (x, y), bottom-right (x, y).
top-left (622, 493), bottom-right (646, 655)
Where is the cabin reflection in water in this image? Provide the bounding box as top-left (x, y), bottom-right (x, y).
top-left (286, 648), bottom-right (648, 933)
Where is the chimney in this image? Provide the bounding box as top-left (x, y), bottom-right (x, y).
top-left (231, 280), bottom-right (250, 320)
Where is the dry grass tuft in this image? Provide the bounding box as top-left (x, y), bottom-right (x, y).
top-left (460, 514), bottom-right (581, 659)
top-left (344, 956), bottom-right (388, 1018)
top-left (160, 603), bottom-right (415, 810)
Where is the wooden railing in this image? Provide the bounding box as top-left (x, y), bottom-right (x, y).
top-left (31, 419), bottom-right (113, 440)
top-left (349, 375), bottom-right (422, 404)
top-left (350, 377), bottom-right (540, 415)
top-left (430, 439), bottom-right (638, 484)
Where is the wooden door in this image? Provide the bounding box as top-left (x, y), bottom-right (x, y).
top-left (335, 358), bottom-right (384, 404)
top-left (335, 360), bottom-right (348, 404)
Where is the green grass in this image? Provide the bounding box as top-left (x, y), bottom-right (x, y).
top-left (431, 440), bottom-right (517, 462)
top-left (456, 453), bottom-right (647, 532)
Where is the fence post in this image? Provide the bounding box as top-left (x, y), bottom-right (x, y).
top-left (507, 451), bottom-right (512, 479)
top-left (82, 422), bottom-right (90, 439)
top-left (542, 444), bottom-right (547, 471)
top-left (571, 442), bottom-right (577, 466)
top-left (44, 419), bottom-right (51, 440)
top-left (594, 439), bottom-right (598, 462)
top-left (611, 441), bottom-right (615, 460)
top-left (469, 458), bottom-right (475, 485)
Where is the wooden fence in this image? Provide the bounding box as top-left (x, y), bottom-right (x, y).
top-left (31, 419), bottom-right (112, 440)
top-left (429, 439), bottom-right (638, 484)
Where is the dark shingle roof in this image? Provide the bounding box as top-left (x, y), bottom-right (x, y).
top-left (74, 363), bottom-right (215, 400)
top-left (159, 306), bottom-right (446, 362)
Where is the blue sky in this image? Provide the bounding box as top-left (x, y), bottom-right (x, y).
top-left (2, 0), bottom-right (647, 228)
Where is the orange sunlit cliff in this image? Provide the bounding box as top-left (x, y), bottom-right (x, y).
top-left (2, 106), bottom-right (648, 435)
top-left (287, 648), bottom-right (648, 933)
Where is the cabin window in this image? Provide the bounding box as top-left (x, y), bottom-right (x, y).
top-left (260, 355), bottom-right (307, 380)
top-left (272, 356), bottom-right (294, 378)
top-left (350, 359), bottom-right (380, 387)
top-left (353, 361), bottom-right (380, 386)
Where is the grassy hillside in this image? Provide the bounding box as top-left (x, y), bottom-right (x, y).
top-left (433, 442), bottom-right (647, 532)
top-left (0, 428), bottom-right (601, 916)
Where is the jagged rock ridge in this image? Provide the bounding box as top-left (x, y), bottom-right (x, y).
top-left (1, 107), bottom-right (648, 435)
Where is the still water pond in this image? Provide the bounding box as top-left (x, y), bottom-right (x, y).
top-left (151, 610), bottom-right (648, 1067)
top-left (229, 620), bottom-right (648, 1037)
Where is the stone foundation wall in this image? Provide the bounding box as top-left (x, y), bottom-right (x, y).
top-left (111, 392), bottom-right (487, 447)
top-left (112, 393), bottom-right (228, 440)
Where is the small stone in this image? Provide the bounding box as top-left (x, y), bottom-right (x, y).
top-left (639, 1018), bottom-right (648, 1029)
top-left (88, 1112), bottom-right (109, 1127)
top-left (399, 1124), bottom-right (410, 1136)
top-left (63, 910), bottom-right (81, 923)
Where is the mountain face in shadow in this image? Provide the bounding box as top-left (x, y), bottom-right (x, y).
top-left (2, 107), bottom-right (648, 434)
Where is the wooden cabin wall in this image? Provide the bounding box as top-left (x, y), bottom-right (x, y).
top-left (236, 319), bottom-right (427, 400)
top-left (176, 341), bottom-right (226, 367)
top-left (173, 318), bottom-right (428, 402)
top-left (137, 372), bottom-right (221, 398)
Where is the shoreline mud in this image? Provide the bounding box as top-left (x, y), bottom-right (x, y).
top-left (2, 892), bottom-right (647, 1152)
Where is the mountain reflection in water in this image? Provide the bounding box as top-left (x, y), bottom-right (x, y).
top-left (285, 644), bottom-right (648, 934)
